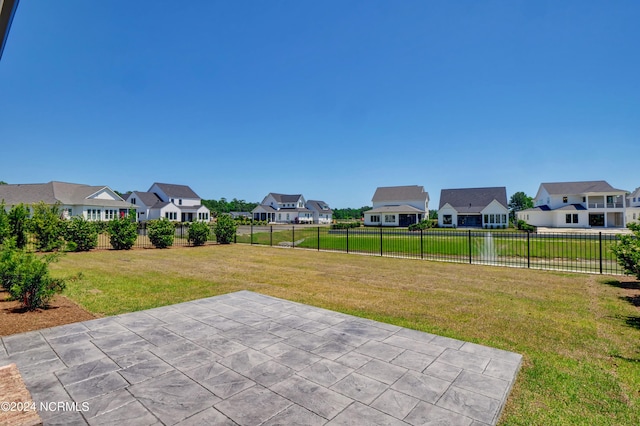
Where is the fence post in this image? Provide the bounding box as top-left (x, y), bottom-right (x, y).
top-left (250, 222), bottom-right (253, 245)
top-left (292, 226), bottom-right (295, 249)
top-left (380, 226), bottom-right (383, 257)
top-left (317, 227), bottom-right (320, 251)
top-left (527, 231), bottom-right (530, 268)
top-left (420, 229), bottom-right (424, 260)
top-left (346, 227), bottom-right (349, 254)
top-left (468, 229), bottom-right (472, 264)
top-left (270, 225), bottom-right (273, 246)
top-left (599, 232), bottom-right (603, 274)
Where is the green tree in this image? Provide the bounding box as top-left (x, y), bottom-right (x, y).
top-left (188, 221), bottom-right (211, 246)
top-left (64, 216), bottom-right (98, 251)
top-left (610, 222), bottom-right (640, 279)
top-left (30, 202), bottom-right (64, 252)
top-left (108, 213), bottom-right (138, 250)
top-left (147, 218), bottom-right (175, 248)
top-left (8, 204), bottom-right (29, 249)
top-left (508, 192), bottom-right (534, 221)
top-left (214, 214), bottom-right (237, 244)
top-left (0, 201), bottom-right (10, 244)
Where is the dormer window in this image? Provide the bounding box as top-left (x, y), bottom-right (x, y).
top-left (179, 199), bottom-right (182, 205)
top-left (563, 196), bottom-right (568, 203)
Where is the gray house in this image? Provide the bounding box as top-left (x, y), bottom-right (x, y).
top-left (438, 187), bottom-right (509, 228)
top-left (123, 183), bottom-right (211, 222)
top-left (363, 185), bottom-right (429, 227)
top-left (0, 181), bottom-right (135, 220)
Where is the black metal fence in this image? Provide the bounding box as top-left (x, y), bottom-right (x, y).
top-left (235, 225), bottom-right (627, 275)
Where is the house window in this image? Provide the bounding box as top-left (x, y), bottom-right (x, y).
top-left (502, 214), bottom-right (507, 224)
top-left (566, 214), bottom-right (579, 224)
top-left (384, 215), bottom-right (395, 223)
top-left (563, 196), bottom-right (568, 203)
top-left (443, 215), bottom-right (452, 225)
top-left (286, 213), bottom-right (290, 221)
top-left (633, 213), bottom-right (636, 220)
top-left (583, 197), bottom-right (586, 203)
top-left (131, 198), bottom-right (136, 204)
top-left (490, 214), bottom-right (495, 224)
top-left (370, 215), bottom-right (381, 223)
top-left (179, 199), bottom-right (182, 205)
top-left (484, 214), bottom-right (488, 224)
top-left (278, 214), bottom-right (281, 220)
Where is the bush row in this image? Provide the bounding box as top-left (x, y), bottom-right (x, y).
top-left (0, 202), bottom-right (238, 252)
top-left (331, 222), bottom-right (362, 229)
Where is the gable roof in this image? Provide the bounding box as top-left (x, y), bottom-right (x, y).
top-left (306, 200), bottom-right (332, 213)
top-left (151, 183), bottom-right (200, 199)
top-left (439, 187), bottom-right (507, 211)
top-left (372, 185), bottom-right (428, 203)
top-left (540, 181), bottom-right (626, 195)
top-left (0, 181), bottom-right (131, 207)
top-left (268, 193), bottom-right (304, 203)
top-left (131, 191), bottom-right (163, 207)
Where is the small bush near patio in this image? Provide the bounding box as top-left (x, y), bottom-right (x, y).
top-left (188, 221), bottom-right (210, 246)
top-left (30, 201), bottom-right (64, 252)
top-left (8, 204), bottom-right (29, 249)
top-left (147, 218), bottom-right (175, 249)
top-left (0, 201), bottom-right (10, 244)
top-left (1, 242), bottom-right (65, 310)
top-left (610, 222), bottom-right (640, 279)
top-left (215, 214), bottom-right (237, 244)
top-left (64, 216), bottom-right (98, 252)
top-left (108, 214), bottom-right (138, 250)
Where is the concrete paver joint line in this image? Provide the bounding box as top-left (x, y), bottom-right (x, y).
top-left (1, 290), bottom-right (522, 425)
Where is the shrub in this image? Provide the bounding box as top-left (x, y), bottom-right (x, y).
top-left (331, 222), bottom-right (361, 229)
top-left (30, 201), bottom-right (64, 252)
top-left (408, 220), bottom-right (434, 231)
top-left (610, 222), bottom-right (640, 279)
top-left (188, 221), bottom-right (211, 246)
top-left (108, 214), bottom-right (138, 250)
top-left (147, 218), bottom-right (175, 248)
top-left (64, 216), bottom-right (98, 251)
top-left (8, 204), bottom-right (29, 249)
top-left (0, 238), bottom-right (20, 290)
top-left (0, 201), bottom-right (9, 245)
top-left (0, 242), bottom-right (65, 310)
top-left (215, 214), bottom-right (237, 244)
top-left (516, 219), bottom-right (535, 232)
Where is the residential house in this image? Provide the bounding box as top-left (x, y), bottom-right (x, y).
top-left (252, 193), bottom-right (332, 224)
top-left (306, 200), bottom-right (333, 225)
top-left (363, 185), bottom-right (429, 227)
top-left (438, 187), bottom-right (509, 228)
top-left (0, 181), bottom-right (135, 220)
top-left (625, 187), bottom-right (640, 224)
top-left (517, 180), bottom-right (628, 228)
top-left (123, 183), bottom-right (210, 222)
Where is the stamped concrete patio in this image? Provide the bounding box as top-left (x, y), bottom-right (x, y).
top-left (0, 291), bottom-right (522, 425)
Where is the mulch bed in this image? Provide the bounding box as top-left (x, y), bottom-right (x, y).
top-left (0, 289), bottom-right (96, 337)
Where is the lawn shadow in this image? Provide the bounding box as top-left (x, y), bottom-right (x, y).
top-left (602, 278), bottom-right (640, 290)
top-left (624, 315), bottom-right (640, 331)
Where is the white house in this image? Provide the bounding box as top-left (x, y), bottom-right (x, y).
top-left (625, 187), bottom-right (640, 224)
top-left (306, 200), bottom-right (333, 225)
top-left (252, 193), bottom-right (332, 224)
top-left (0, 181), bottom-right (135, 220)
top-left (363, 185), bottom-right (429, 227)
top-left (438, 187), bottom-right (509, 228)
top-left (517, 181), bottom-right (628, 229)
top-left (123, 183), bottom-right (210, 222)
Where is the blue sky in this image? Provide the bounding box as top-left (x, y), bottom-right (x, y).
top-left (1, 1), bottom-right (638, 209)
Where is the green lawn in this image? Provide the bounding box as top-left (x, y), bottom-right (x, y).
top-left (236, 227), bottom-right (622, 273)
top-left (50, 245), bottom-right (639, 425)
